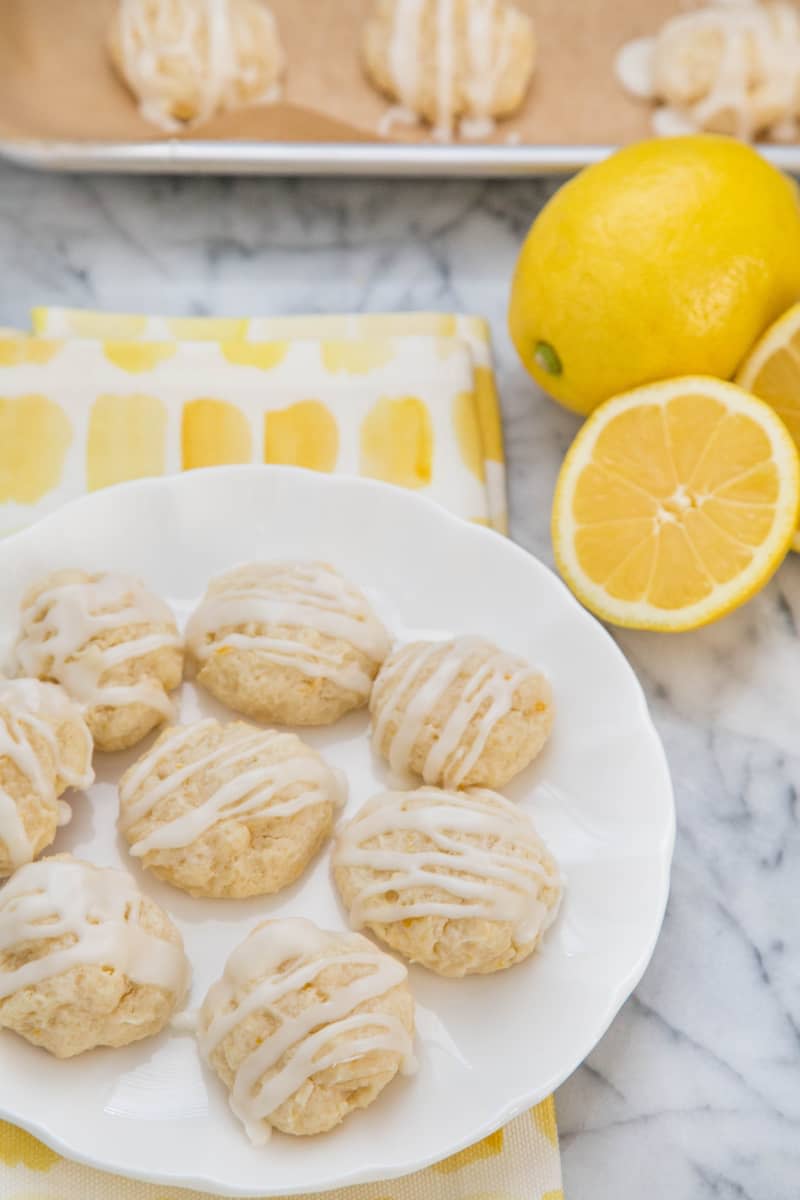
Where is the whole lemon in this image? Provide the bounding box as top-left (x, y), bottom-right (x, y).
top-left (509, 136), bottom-right (800, 415)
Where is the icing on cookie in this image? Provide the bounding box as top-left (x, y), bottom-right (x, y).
top-left (199, 918), bottom-right (416, 1145)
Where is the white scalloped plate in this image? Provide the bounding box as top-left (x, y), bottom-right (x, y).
top-left (0, 466), bottom-right (674, 1197)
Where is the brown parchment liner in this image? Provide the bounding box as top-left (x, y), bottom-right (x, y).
top-left (0, 0), bottom-right (713, 146)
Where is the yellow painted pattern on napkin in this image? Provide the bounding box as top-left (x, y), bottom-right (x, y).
top-left (0, 1099), bottom-right (561, 1200)
top-left (0, 1124), bottom-right (58, 1172)
top-left (0, 332), bottom-right (494, 533)
top-left (182, 398), bottom-right (253, 469)
top-left (360, 396), bottom-right (434, 488)
top-left (87, 394), bottom-right (167, 491)
top-left (31, 308), bottom-right (508, 533)
top-left (0, 394), bottom-right (71, 503)
top-left (264, 401), bottom-right (339, 472)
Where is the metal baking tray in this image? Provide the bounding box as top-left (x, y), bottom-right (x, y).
top-left (3, 139), bottom-right (800, 176)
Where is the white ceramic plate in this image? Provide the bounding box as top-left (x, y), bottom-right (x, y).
top-left (0, 466), bottom-right (674, 1197)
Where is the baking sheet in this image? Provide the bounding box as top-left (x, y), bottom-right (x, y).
top-left (0, 0), bottom-right (701, 144)
top-left (1, 0), bottom-right (798, 175)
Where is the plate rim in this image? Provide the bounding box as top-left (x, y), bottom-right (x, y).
top-left (0, 465), bottom-right (675, 1196)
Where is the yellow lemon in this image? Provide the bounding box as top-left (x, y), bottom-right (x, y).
top-left (736, 300), bottom-right (800, 549)
top-left (552, 377), bottom-right (799, 631)
top-left (509, 136), bottom-right (800, 415)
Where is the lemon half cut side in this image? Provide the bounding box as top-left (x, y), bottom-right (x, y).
top-left (552, 377), bottom-right (800, 631)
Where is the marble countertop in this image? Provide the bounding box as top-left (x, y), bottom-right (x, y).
top-left (0, 162), bottom-right (797, 1200)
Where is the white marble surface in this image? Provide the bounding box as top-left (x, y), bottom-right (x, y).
top-left (0, 163), bottom-right (798, 1199)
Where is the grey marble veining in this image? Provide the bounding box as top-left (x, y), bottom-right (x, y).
top-left (0, 163), bottom-right (798, 1199)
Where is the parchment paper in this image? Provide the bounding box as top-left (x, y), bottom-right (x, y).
top-left (0, 0), bottom-right (715, 146)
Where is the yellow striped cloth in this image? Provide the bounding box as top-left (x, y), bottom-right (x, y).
top-left (0, 306), bottom-right (562, 1200)
top-left (16, 308), bottom-right (508, 535)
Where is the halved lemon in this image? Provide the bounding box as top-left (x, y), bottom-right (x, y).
top-left (736, 301), bottom-right (800, 550)
top-left (552, 377), bottom-right (800, 631)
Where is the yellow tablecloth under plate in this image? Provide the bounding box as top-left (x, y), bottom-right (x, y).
top-left (0, 308), bottom-right (562, 1200)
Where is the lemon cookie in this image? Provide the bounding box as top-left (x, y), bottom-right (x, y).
top-left (0, 679), bottom-right (94, 878)
top-left (199, 918), bottom-right (416, 1142)
top-left (363, 0), bottom-right (536, 141)
top-left (616, 1), bottom-right (800, 142)
top-left (186, 562), bottom-right (392, 726)
top-left (370, 636), bottom-right (553, 789)
top-left (0, 855), bottom-right (190, 1058)
top-left (109, 0), bottom-right (285, 132)
top-left (14, 569), bottom-right (183, 753)
top-left (119, 718), bottom-right (345, 898)
top-left (333, 786), bottom-right (561, 977)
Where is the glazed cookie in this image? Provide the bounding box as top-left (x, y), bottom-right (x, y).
top-left (333, 786), bottom-right (562, 977)
top-left (109, 0), bottom-right (285, 132)
top-left (119, 718), bottom-right (345, 899)
top-left (616, 1), bottom-right (800, 141)
top-left (199, 918), bottom-right (416, 1142)
top-left (14, 569), bottom-right (183, 752)
top-left (0, 679), bottom-right (94, 878)
top-left (362, 0), bottom-right (536, 140)
top-left (0, 856), bottom-right (190, 1058)
top-left (186, 561), bottom-right (392, 726)
top-left (370, 636), bottom-right (553, 789)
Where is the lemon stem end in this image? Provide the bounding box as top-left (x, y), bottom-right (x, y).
top-left (534, 341), bottom-right (562, 376)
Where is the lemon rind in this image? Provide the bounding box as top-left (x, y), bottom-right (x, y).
top-left (736, 302), bottom-right (800, 554)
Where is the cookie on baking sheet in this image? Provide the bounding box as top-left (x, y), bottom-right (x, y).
top-left (362, 0), bottom-right (536, 139)
top-left (108, 0), bottom-right (285, 131)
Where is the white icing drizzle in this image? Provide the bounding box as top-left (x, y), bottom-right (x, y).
top-left (387, 0), bottom-right (427, 111)
top-left (459, 114), bottom-right (496, 139)
top-left (171, 1008), bottom-right (200, 1033)
top-left (465, 0), bottom-right (496, 115)
top-left (15, 573), bottom-right (180, 719)
top-left (119, 719), bottom-right (346, 855)
top-left (460, 0), bottom-right (518, 139)
top-left (334, 787), bottom-right (562, 941)
top-left (0, 681), bottom-right (94, 872)
top-left (433, 0), bottom-right (457, 141)
top-left (384, 0), bottom-right (519, 141)
top-left (0, 858), bottom-right (189, 1002)
top-left (372, 636), bottom-right (546, 787)
top-left (377, 104), bottom-right (420, 137)
top-left (616, 0), bottom-right (800, 141)
top-left (204, 0), bottom-right (238, 123)
top-left (116, 0), bottom-right (282, 133)
top-left (186, 562), bottom-right (391, 696)
top-left (614, 36), bottom-right (656, 100)
top-left (198, 918), bottom-right (416, 1145)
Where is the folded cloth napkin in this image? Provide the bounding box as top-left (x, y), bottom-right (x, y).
top-left (0, 1107), bottom-right (562, 1200)
top-left (27, 307), bottom-right (508, 534)
top-left (0, 308), bottom-right (563, 1200)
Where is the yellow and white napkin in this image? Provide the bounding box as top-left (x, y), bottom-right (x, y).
top-left (0, 1105), bottom-right (562, 1200)
top-left (8, 308), bottom-right (508, 535)
top-left (0, 306), bottom-right (562, 1200)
